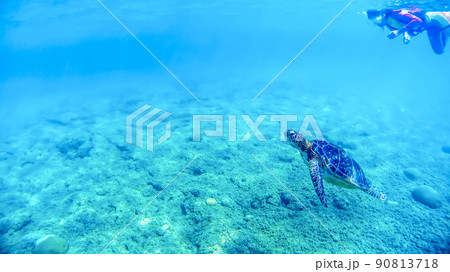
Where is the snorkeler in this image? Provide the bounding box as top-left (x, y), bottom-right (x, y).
top-left (366, 8), bottom-right (450, 54)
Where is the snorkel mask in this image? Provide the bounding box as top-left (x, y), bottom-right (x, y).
top-left (366, 9), bottom-right (387, 27)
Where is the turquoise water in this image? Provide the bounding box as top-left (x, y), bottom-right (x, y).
top-left (1, 0), bottom-right (449, 254)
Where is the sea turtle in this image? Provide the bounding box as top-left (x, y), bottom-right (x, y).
top-left (285, 129), bottom-right (387, 207)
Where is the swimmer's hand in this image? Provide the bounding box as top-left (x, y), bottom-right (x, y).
top-left (387, 30), bottom-right (399, 39)
top-left (403, 32), bottom-right (410, 44)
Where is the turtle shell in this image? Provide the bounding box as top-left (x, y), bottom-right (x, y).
top-left (311, 140), bottom-right (369, 189)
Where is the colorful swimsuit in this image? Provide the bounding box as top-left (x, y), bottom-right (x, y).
top-left (385, 8), bottom-right (427, 35)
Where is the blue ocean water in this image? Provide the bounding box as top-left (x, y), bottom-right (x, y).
top-left (0, 0), bottom-right (449, 254)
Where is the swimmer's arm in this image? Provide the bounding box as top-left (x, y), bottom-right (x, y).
top-left (388, 10), bottom-right (422, 38)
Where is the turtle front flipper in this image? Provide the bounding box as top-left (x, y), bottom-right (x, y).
top-left (309, 158), bottom-right (328, 207)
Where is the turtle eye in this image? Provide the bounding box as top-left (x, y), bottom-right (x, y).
top-left (285, 130), bottom-right (294, 139)
top-left (286, 130), bottom-right (300, 142)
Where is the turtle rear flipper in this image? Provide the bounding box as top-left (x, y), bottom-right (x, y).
top-left (309, 158), bottom-right (328, 207)
top-left (366, 186), bottom-right (387, 200)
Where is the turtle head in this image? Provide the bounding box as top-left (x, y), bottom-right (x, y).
top-left (286, 129), bottom-right (302, 143)
top-left (285, 129), bottom-right (309, 149)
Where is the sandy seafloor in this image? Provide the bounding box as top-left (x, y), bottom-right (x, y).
top-left (0, 0), bottom-right (449, 254)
